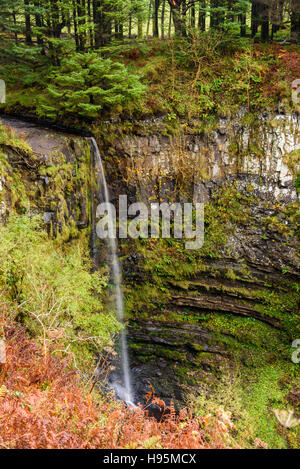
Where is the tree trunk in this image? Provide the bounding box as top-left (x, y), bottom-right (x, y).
top-left (172, 9), bottom-right (185, 36)
top-left (66, 10), bottom-right (71, 35)
top-left (198, 0), bottom-right (206, 32)
top-left (291, 3), bottom-right (300, 44)
top-left (118, 21), bottom-right (123, 40)
top-left (210, 0), bottom-right (224, 29)
top-left (169, 2), bottom-right (186, 37)
top-left (87, 0), bottom-right (94, 47)
top-left (271, 23), bottom-right (279, 40)
top-left (51, 0), bottom-right (61, 38)
top-left (138, 16), bottom-right (143, 38)
top-left (161, 0), bottom-right (166, 38)
top-left (78, 0), bottom-right (86, 50)
top-left (261, 19), bottom-right (269, 42)
top-left (251, 1), bottom-right (260, 37)
top-left (190, 4), bottom-right (196, 29)
top-left (168, 7), bottom-right (172, 37)
top-left (93, 0), bottom-right (102, 47)
top-left (260, 3), bottom-right (269, 43)
top-left (240, 14), bottom-right (246, 37)
top-left (73, 0), bottom-right (80, 50)
top-left (94, 0), bottom-right (111, 47)
top-left (146, 1), bottom-right (152, 37)
top-left (24, 0), bottom-right (32, 45)
top-left (33, 0), bottom-right (45, 53)
top-left (129, 14), bottom-right (132, 39)
top-left (227, 0), bottom-right (234, 23)
top-left (153, 0), bottom-right (160, 37)
top-left (12, 11), bottom-right (18, 44)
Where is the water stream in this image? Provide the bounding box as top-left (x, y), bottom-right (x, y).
top-left (90, 138), bottom-right (134, 406)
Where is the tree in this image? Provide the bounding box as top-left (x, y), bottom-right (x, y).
top-left (39, 52), bottom-right (146, 119)
top-left (290, 0), bottom-right (300, 43)
top-left (33, 0), bottom-right (45, 51)
top-left (153, 0), bottom-right (160, 37)
top-left (250, 0), bottom-right (300, 43)
top-left (210, 0), bottom-right (226, 29)
top-left (0, 0), bottom-right (21, 42)
top-left (198, 0), bottom-right (206, 32)
top-left (167, 0), bottom-right (187, 36)
top-left (0, 0), bottom-right (299, 56)
top-left (251, 1), bottom-right (260, 36)
top-left (24, 0), bottom-right (33, 44)
top-left (161, 0), bottom-right (166, 37)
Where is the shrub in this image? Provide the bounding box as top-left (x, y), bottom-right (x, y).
top-left (38, 52), bottom-right (146, 120)
top-left (0, 214), bottom-right (119, 365)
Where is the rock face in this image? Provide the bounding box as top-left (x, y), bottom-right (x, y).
top-left (0, 113), bottom-right (299, 409)
top-left (0, 116), bottom-right (91, 234)
top-left (100, 111), bottom-right (300, 407)
top-left (112, 112), bottom-right (299, 203)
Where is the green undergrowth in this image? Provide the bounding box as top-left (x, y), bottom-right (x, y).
top-left (0, 123), bottom-right (34, 156)
top-left (189, 364), bottom-right (300, 449)
top-left (202, 314), bottom-right (293, 363)
top-left (1, 38), bottom-right (299, 127)
top-left (123, 174), bottom-right (299, 448)
top-left (0, 123), bottom-right (119, 367)
top-left (124, 183), bottom-right (261, 318)
top-left (0, 214), bottom-right (119, 367)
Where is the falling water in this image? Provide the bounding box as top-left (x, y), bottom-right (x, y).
top-left (90, 138), bottom-right (134, 406)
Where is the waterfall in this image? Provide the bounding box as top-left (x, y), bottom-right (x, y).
top-left (89, 138), bottom-right (134, 406)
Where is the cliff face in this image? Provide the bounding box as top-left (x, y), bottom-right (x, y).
top-left (0, 117), bottom-right (91, 235)
top-left (101, 111), bottom-right (300, 407)
top-left (0, 117), bottom-right (119, 370)
top-left (0, 113), bottom-right (299, 410)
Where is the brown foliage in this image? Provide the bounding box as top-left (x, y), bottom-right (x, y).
top-left (255, 43), bottom-right (300, 85)
top-left (0, 320), bottom-right (236, 449)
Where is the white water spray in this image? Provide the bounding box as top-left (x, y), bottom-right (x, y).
top-left (90, 138), bottom-right (134, 406)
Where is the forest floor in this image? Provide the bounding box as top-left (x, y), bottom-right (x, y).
top-left (0, 38), bottom-right (299, 128)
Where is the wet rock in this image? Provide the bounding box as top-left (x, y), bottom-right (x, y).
top-left (0, 116), bottom-right (92, 236)
top-left (40, 175), bottom-right (50, 185)
top-left (43, 212), bottom-right (53, 224)
top-left (106, 112), bottom-right (300, 408)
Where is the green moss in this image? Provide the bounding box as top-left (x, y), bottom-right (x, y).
top-left (124, 182), bottom-right (259, 321)
top-left (283, 149), bottom-right (300, 174)
top-left (0, 214), bottom-right (120, 366)
top-left (0, 123), bottom-right (35, 158)
top-left (0, 131), bottom-right (31, 211)
top-left (190, 362), bottom-right (299, 449)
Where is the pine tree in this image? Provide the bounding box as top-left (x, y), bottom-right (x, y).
top-left (38, 52), bottom-right (145, 119)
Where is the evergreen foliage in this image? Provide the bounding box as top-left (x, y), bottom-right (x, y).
top-left (38, 52), bottom-right (145, 119)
